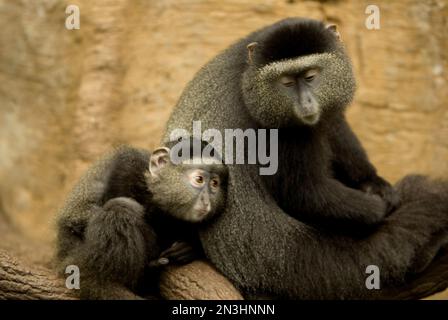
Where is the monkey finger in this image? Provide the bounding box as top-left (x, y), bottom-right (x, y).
top-left (162, 241), bottom-right (185, 252)
top-left (148, 257), bottom-right (170, 268)
top-left (170, 241), bottom-right (191, 250)
top-left (161, 246), bottom-right (196, 261)
top-left (159, 242), bottom-right (192, 257)
top-left (160, 247), bottom-right (193, 260)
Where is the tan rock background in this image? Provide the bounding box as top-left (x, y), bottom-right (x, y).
top-left (0, 0), bottom-right (447, 298)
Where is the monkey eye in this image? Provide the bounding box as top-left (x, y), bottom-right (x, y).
top-left (304, 69), bottom-right (318, 82)
top-left (192, 175), bottom-right (205, 187)
top-left (304, 75), bottom-right (315, 82)
top-left (279, 75), bottom-right (296, 87)
top-left (210, 178), bottom-right (220, 189)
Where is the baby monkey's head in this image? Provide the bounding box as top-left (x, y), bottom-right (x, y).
top-left (146, 138), bottom-right (228, 223)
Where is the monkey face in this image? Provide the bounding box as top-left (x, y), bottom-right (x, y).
top-left (277, 68), bottom-right (322, 126)
top-left (182, 167), bottom-right (227, 222)
top-left (147, 147), bottom-right (228, 223)
top-left (150, 164), bottom-right (227, 223)
top-left (242, 52), bottom-right (355, 128)
top-left (241, 20), bottom-right (356, 128)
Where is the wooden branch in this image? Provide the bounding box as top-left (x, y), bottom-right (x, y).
top-left (160, 261), bottom-right (243, 300)
top-left (0, 250), bottom-right (75, 300)
top-left (0, 249), bottom-right (242, 300)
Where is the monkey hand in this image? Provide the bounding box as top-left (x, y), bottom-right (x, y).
top-left (149, 242), bottom-right (199, 268)
top-left (360, 176), bottom-right (401, 215)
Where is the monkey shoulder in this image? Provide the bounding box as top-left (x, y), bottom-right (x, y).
top-left (101, 145), bottom-right (151, 206)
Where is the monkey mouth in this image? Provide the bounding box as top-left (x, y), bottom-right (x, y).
top-left (195, 208), bottom-right (210, 220)
top-left (300, 113), bottom-right (320, 125)
top-left (294, 104), bottom-right (320, 126)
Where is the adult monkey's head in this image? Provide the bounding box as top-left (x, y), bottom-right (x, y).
top-left (241, 18), bottom-right (356, 128)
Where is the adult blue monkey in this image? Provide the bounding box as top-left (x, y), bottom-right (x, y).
top-left (162, 18), bottom-right (448, 299)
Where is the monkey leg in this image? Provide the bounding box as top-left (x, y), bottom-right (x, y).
top-left (329, 116), bottom-right (400, 213)
top-left (390, 175), bottom-right (448, 274)
top-left (75, 197), bottom-right (156, 299)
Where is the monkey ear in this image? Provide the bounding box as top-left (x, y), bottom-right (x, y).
top-left (149, 147), bottom-right (170, 177)
top-left (247, 42), bottom-right (258, 64)
top-left (326, 24), bottom-right (341, 41)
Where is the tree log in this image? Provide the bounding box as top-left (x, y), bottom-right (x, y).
top-left (0, 250), bottom-right (75, 300)
top-left (0, 249), bottom-right (242, 300)
top-left (159, 261), bottom-right (243, 300)
top-left (0, 249), bottom-right (243, 300)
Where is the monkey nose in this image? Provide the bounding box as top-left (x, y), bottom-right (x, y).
top-left (198, 202), bottom-right (211, 216)
top-left (302, 102), bottom-right (318, 114)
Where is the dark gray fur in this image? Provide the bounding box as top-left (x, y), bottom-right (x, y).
top-left (162, 18), bottom-right (448, 299)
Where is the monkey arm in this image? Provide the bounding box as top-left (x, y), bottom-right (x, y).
top-left (296, 177), bottom-right (388, 228)
top-left (156, 241), bottom-right (203, 266)
top-left (329, 115), bottom-right (378, 185)
top-left (77, 197), bottom-right (157, 299)
top-left (329, 115), bottom-right (400, 212)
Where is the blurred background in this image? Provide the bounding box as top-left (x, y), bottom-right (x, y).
top-left (0, 0), bottom-right (447, 292)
